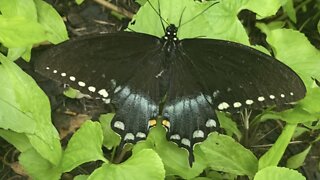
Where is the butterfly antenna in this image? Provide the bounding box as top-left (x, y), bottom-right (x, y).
top-left (180, 1), bottom-right (219, 28)
top-left (177, 7), bottom-right (187, 28)
top-left (146, 0), bottom-right (169, 33)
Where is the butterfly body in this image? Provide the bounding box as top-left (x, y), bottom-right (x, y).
top-left (34, 24), bottom-right (306, 162)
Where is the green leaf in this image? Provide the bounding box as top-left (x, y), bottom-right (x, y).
top-left (260, 27), bottom-right (320, 87)
top-left (244, 0), bottom-right (281, 19)
top-left (129, 0), bottom-right (251, 44)
top-left (258, 123), bottom-right (296, 170)
top-left (34, 0), bottom-right (68, 44)
top-left (0, 129), bottom-right (31, 152)
top-left (298, 87), bottom-right (320, 114)
top-left (61, 121), bottom-right (107, 172)
top-left (217, 111), bottom-right (242, 140)
top-left (135, 125), bottom-right (205, 179)
top-left (200, 132), bottom-right (258, 177)
top-left (282, 0), bottom-right (297, 23)
top-left (286, 145), bottom-right (312, 169)
top-left (19, 148), bottom-right (62, 180)
top-left (0, 56), bottom-right (62, 165)
top-left (260, 107), bottom-right (317, 124)
top-left (254, 166), bottom-right (306, 180)
top-left (0, 0), bottom-right (37, 20)
top-left (88, 149), bottom-right (165, 180)
top-left (74, 175), bottom-right (89, 180)
top-left (99, 114), bottom-right (120, 149)
top-left (0, 16), bottom-right (47, 48)
top-left (75, 0), bottom-right (85, 5)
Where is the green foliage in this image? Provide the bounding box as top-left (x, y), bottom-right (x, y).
top-left (200, 133), bottom-right (258, 177)
top-left (258, 124), bottom-right (297, 170)
top-left (0, 0), bottom-right (68, 61)
top-left (254, 166), bottom-right (306, 180)
top-left (0, 0), bottom-right (319, 179)
top-left (286, 145), bottom-right (312, 169)
top-left (88, 149), bottom-right (165, 180)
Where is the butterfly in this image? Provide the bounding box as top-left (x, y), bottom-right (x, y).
top-left (34, 0), bottom-right (306, 164)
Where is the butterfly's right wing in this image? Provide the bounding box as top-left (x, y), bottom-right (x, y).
top-left (34, 32), bottom-right (165, 145)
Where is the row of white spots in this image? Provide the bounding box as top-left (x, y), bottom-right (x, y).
top-left (217, 92), bottom-right (295, 110)
top-left (169, 119), bottom-right (217, 147)
top-left (45, 66), bottom-right (110, 101)
top-left (123, 132), bottom-right (147, 141)
top-left (114, 120), bottom-right (147, 141)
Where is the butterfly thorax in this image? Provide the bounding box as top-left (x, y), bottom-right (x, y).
top-left (162, 24), bottom-right (179, 57)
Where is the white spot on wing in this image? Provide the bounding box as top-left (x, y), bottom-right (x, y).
top-left (45, 67), bottom-right (50, 70)
top-left (61, 73), bottom-right (66, 77)
top-left (114, 86), bottom-right (121, 93)
top-left (78, 81), bottom-right (86, 87)
top-left (213, 90), bottom-right (220, 98)
top-left (98, 89), bottom-right (108, 97)
top-left (69, 76), bottom-right (76, 81)
top-left (281, 94), bottom-right (285, 98)
top-left (245, 99), bottom-right (254, 105)
top-left (124, 133), bottom-right (135, 141)
top-left (114, 121), bottom-right (125, 130)
top-left (218, 102), bottom-right (229, 110)
top-left (88, 86), bottom-right (96, 92)
top-left (206, 119), bottom-right (217, 128)
top-left (258, 96), bottom-right (265, 102)
top-left (136, 132), bottom-right (146, 138)
top-left (102, 98), bottom-right (111, 104)
top-left (269, 95), bottom-right (275, 99)
top-left (290, 92), bottom-right (294, 96)
top-left (53, 70), bottom-right (57, 73)
top-left (181, 138), bottom-right (191, 147)
top-left (233, 102), bottom-right (242, 108)
top-left (193, 130), bottom-right (204, 138)
top-left (170, 134), bottom-right (181, 140)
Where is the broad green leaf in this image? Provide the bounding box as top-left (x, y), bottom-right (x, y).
top-left (134, 125), bottom-right (206, 179)
top-left (19, 148), bottom-right (62, 180)
top-left (254, 166), bottom-right (306, 180)
top-left (99, 114), bottom-right (120, 149)
top-left (34, 0), bottom-right (68, 44)
top-left (0, 129), bottom-right (31, 152)
top-left (129, 0), bottom-right (251, 44)
top-left (0, 57), bottom-right (61, 165)
top-left (260, 27), bottom-right (320, 87)
top-left (200, 132), bottom-right (258, 177)
top-left (74, 175), bottom-right (89, 180)
top-left (7, 47), bottom-right (29, 61)
top-left (0, 0), bottom-right (37, 20)
top-left (244, 0), bottom-right (281, 19)
top-left (88, 149), bottom-right (165, 180)
top-left (260, 107), bottom-right (317, 124)
top-left (259, 124), bottom-right (296, 170)
top-left (61, 121), bottom-right (107, 172)
top-left (0, 16), bottom-right (47, 48)
top-left (286, 145), bottom-right (312, 169)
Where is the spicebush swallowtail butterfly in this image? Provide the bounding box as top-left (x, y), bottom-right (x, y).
top-left (34, 1), bottom-right (306, 165)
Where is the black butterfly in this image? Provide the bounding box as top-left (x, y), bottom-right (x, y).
top-left (34, 4), bottom-right (306, 164)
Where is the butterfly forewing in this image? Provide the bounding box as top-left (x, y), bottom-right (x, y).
top-left (179, 39), bottom-right (306, 111)
top-left (35, 32), bottom-right (166, 144)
